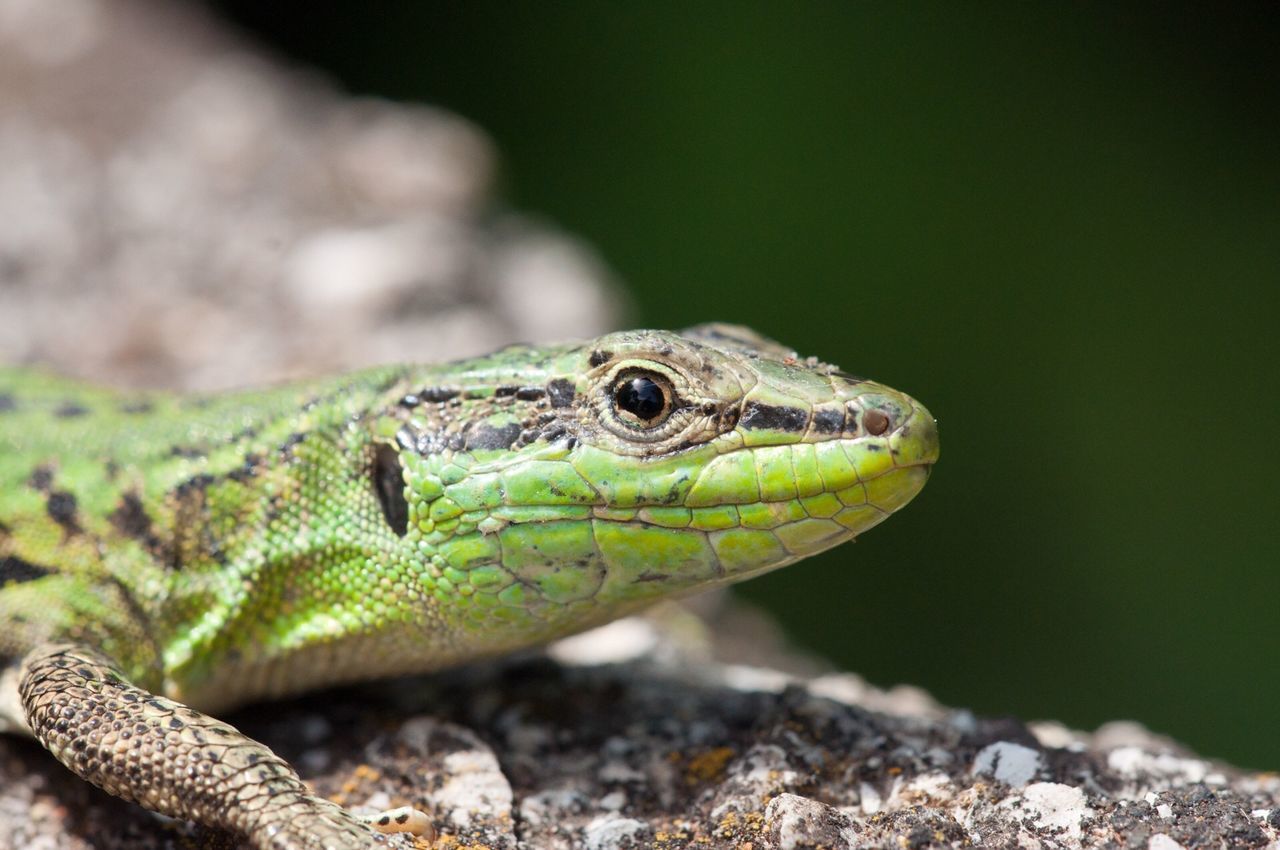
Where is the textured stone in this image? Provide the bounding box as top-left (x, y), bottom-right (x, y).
top-left (6, 602), bottom-right (1280, 849)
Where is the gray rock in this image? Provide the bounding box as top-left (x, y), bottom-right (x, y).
top-left (0, 0), bottom-right (621, 392)
top-left (972, 740), bottom-right (1044, 787)
top-left (583, 815), bottom-right (651, 850)
top-left (6, 601), bottom-right (1280, 849)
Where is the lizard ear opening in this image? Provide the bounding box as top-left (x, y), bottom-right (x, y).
top-left (372, 444), bottom-right (409, 537)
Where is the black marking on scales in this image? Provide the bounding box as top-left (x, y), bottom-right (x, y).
top-left (413, 387), bottom-right (460, 404)
top-left (54, 401), bottom-right (90, 418)
top-left (464, 422), bottom-right (523, 452)
top-left (0, 556), bottom-right (53, 587)
top-left (110, 492), bottom-right (165, 556)
top-left (46, 491), bottom-right (82, 534)
top-left (739, 402), bottom-right (810, 433)
top-left (811, 409), bottom-right (846, 434)
top-left (27, 466), bottom-right (54, 492)
top-left (546, 379), bottom-right (576, 408)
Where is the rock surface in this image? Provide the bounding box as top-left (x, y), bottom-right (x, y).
top-left (5, 605), bottom-right (1280, 850)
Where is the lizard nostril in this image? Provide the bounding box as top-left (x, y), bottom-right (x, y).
top-left (862, 409), bottom-right (891, 436)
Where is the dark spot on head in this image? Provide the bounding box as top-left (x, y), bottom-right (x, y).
top-left (418, 387), bottom-right (459, 403)
top-left (168, 445), bottom-right (203, 459)
top-left (588, 350), bottom-right (611, 368)
top-left (46, 491), bottom-right (80, 531)
top-left (54, 401), bottom-right (90, 418)
top-left (515, 386), bottom-right (545, 401)
top-left (173, 473), bottom-right (215, 501)
top-left (539, 424), bottom-right (568, 444)
top-left (812, 409), bottom-right (845, 434)
top-left (862, 409), bottom-right (891, 436)
top-left (226, 454), bottom-right (262, 483)
top-left (494, 385), bottom-right (519, 397)
top-left (739, 402), bottom-right (809, 433)
top-left (0, 556), bottom-right (53, 587)
top-left (373, 444), bottom-right (409, 537)
top-left (119, 400), bottom-right (153, 415)
top-left (28, 465), bottom-right (54, 491)
top-left (0, 393), bottom-right (16, 413)
top-left (395, 426), bottom-right (417, 452)
top-left (110, 492), bottom-right (160, 552)
top-left (465, 421), bottom-right (523, 452)
top-left (395, 813), bottom-right (410, 825)
top-left (546, 378), bottom-right (576, 409)
top-left (278, 432), bottom-right (306, 457)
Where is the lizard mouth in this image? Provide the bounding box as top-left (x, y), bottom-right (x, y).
top-left (575, 400), bottom-right (938, 586)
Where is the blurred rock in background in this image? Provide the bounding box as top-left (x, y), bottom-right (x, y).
top-left (0, 0), bottom-right (621, 390)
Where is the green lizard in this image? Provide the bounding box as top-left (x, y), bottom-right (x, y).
top-left (0, 324), bottom-right (937, 849)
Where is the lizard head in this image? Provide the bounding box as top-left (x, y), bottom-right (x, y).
top-left (371, 324), bottom-right (938, 652)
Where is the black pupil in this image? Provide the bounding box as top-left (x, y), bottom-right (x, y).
top-left (616, 376), bottom-right (666, 421)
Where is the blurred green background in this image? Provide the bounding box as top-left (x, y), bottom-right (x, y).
top-left (210, 3), bottom-right (1280, 768)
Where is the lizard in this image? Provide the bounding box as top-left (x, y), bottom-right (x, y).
top-left (0, 323), bottom-right (938, 849)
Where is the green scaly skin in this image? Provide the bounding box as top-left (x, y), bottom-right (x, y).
top-left (0, 324), bottom-right (938, 848)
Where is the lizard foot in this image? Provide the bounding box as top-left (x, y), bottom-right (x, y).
top-left (18, 643), bottom-right (422, 850)
top-left (251, 800), bottom-right (391, 850)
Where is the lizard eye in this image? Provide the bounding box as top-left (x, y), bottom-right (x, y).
top-left (372, 444), bottom-right (409, 537)
top-left (612, 371), bottom-right (673, 428)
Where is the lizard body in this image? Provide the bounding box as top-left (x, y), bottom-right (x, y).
top-left (0, 324), bottom-right (938, 848)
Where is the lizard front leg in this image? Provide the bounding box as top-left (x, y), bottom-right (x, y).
top-left (19, 642), bottom-right (427, 850)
